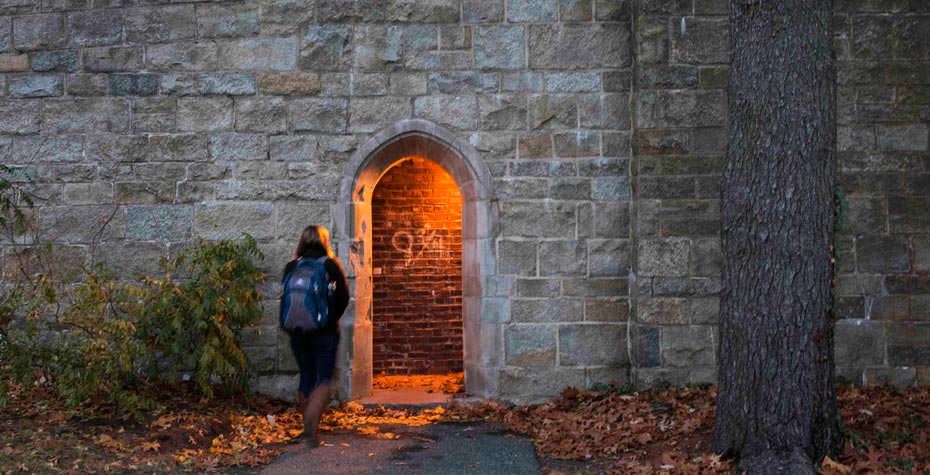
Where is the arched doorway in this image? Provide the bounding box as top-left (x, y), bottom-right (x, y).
top-left (333, 120), bottom-right (499, 401)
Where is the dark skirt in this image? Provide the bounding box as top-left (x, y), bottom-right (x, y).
top-left (289, 332), bottom-right (339, 397)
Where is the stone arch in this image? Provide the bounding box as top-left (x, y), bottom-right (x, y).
top-left (333, 119), bottom-right (499, 401)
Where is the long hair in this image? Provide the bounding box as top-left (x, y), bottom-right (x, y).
top-left (294, 225), bottom-right (334, 259)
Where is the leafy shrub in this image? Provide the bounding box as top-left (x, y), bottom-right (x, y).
top-left (1, 166), bottom-right (268, 415)
top-left (134, 236), bottom-right (265, 398)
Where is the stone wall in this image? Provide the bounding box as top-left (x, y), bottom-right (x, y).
top-left (372, 157), bottom-right (463, 375)
top-left (831, 0), bottom-right (930, 386)
top-left (0, 0), bottom-right (927, 402)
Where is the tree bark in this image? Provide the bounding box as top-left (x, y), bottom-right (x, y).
top-left (714, 1), bottom-right (844, 474)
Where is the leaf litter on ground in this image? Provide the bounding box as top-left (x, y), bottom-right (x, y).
top-left (2, 375), bottom-right (930, 474)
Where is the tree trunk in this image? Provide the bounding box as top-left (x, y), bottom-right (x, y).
top-left (714, 1), bottom-right (844, 474)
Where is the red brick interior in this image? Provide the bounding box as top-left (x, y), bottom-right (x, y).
top-left (371, 157), bottom-right (464, 375)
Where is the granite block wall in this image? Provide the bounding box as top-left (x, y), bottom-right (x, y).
top-left (0, 0), bottom-right (927, 402)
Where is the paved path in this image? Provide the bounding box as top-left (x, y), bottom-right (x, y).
top-left (259, 422), bottom-right (541, 475)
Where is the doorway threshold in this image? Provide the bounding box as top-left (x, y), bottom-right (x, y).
top-left (358, 387), bottom-right (452, 409)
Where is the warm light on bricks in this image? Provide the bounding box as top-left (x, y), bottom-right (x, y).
top-left (372, 157), bottom-right (464, 376)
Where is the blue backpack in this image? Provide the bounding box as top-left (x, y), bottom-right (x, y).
top-left (280, 257), bottom-right (330, 333)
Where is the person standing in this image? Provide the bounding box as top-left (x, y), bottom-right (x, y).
top-left (282, 225), bottom-right (349, 447)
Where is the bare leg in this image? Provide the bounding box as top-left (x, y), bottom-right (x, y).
top-left (301, 382), bottom-right (331, 447)
top-left (297, 390), bottom-right (308, 414)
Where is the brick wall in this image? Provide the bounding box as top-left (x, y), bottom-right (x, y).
top-left (372, 157), bottom-right (464, 375)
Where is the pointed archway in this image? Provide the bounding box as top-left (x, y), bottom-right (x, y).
top-left (333, 119), bottom-right (499, 401)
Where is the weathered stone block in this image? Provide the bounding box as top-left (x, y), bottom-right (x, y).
top-left (200, 73), bottom-right (256, 95)
top-left (502, 72), bottom-right (543, 92)
top-left (585, 298), bottom-right (628, 322)
top-left (505, 324), bottom-right (556, 367)
top-left (517, 133), bottom-right (552, 158)
top-left (0, 53), bottom-right (28, 72)
top-left (13, 14), bottom-right (65, 50)
top-left (595, 0), bottom-right (630, 20)
top-left (513, 278), bottom-right (558, 297)
top-left (691, 238), bottom-right (721, 276)
top-left (510, 159), bottom-right (574, 177)
top-left (866, 367), bottom-right (917, 387)
top-left (258, 72), bottom-right (321, 95)
top-left (209, 134), bottom-right (267, 161)
top-left (194, 202), bottom-right (274, 241)
top-left (559, 0), bottom-right (592, 21)
top-left (464, 0), bottom-right (503, 23)
top-left (301, 25), bottom-right (352, 71)
top-left (178, 97), bottom-right (234, 132)
top-left (636, 16), bottom-right (668, 64)
top-left (637, 298), bottom-right (686, 324)
top-left (915, 237), bottom-right (930, 273)
top-left (84, 134), bottom-right (147, 162)
top-left (632, 325), bottom-right (660, 367)
top-left (276, 203), bottom-right (331, 240)
top-left (235, 97), bottom-right (287, 134)
top-left (887, 324), bottom-right (930, 366)
top-left (353, 26), bottom-right (402, 71)
top-left (388, 0), bottom-right (460, 22)
top-left (217, 37), bottom-right (297, 71)
top-left (834, 320), bottom-right (886, 367)
top-left (560, 323), bottom-right (627, 366)
top-left (125, 205), bottom-right (192, 242)
top-left (857, 234), bottom-right (910, 273)
top-left (552, 132), bottom-right (601, 157)
top-left (591, 177), bottom-right (630, 201)
top-left (42, 98), bottom-right (130, 134)
top-left (415, 96), bottom-right (477, 131)
top-left (638, 238), bottom-right (689, 277)
top-left (506, 0), bottom-right (556, 22)
top-left (349, 97), bottom-right (411, 133)
top-left (474, 26), bottom-right (525, 70)
top-left (529, 24), bottom-right (631, 69)
top-left (197, 2), bottom-right (259, 38)
top-left (63, 182), bottom-right (114, 205)
top-left (588, 239), bottom-right (630, 277)
top-left (157, 73), bottom-right (196, 96)
top-left (538, 241), bottom-right (586, 276)
top-left (637, 90), bottom-right (726, 128)
top-left (511, 298), bottom-right (583, 323)
top-left (67, 10), bottom-right (122, 47)
top-left (889, 196), bottom-right (930, 233)
top-left (550, 177), bottom-right (589, 200)
top-left (877, 124), bottom-right (928, 151)
top-left (498, 240), bottom-right (536, 276)
top-left (39, 205), bottom-right (126, 244)
top-left (8, 74), bottom-right (62, 98)
top-left (0, 17), bottom-right (10, 52)
top-left (269, 135), bottom-right (318, 162)
top-left (125, 5), bottom-right (196, 44)
top-left (115, 182), bottom-right (174, 205)
top-left (499, 367), bottom-right (586, 402)
top-left (581, 94), bottom-right (631, 129)
top-left (289, 97), bottom-right (348, 133)
top-left (638, 64), bottom-right (697, 89)
top-left (95, 241), bottom-right (167, 279)
top-left (132, 97), bottom-right (176, 133)
top-left (260, 0), bottom-right (313, 35)
top-left (148, 42), bottom-right (218, 71)
top-left (671, 17), bottom-right (728, 64)
top-left (661, 326), bottom-right (714, 368)
top-left (546, 72), bottom-right (601, 92)
top-left (404, 25), bottom-right (438, 52)
top-left (65, 74), bottom-right (107, 96)
top-left (527, 95), bottom-right (577, 130)
top-left (108, 74), bottom-right (158, 97)
top-left (562, 278), bottom-right (627, 298)
top-left (12, 135), bottom-right (83, 164)
top-left (146, 134), bottom-right (209, 162)
top-left (428, 72), bottom-right (497, 94)
top-left (690, 297), bottom-right (719, 325)
top-left (594, 202), bottom-right (629, 238)
top-left (29, 50), bottom-right (78, 73)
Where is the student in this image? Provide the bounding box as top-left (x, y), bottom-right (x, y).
top-left (282, 225), bottom-right (349, 447)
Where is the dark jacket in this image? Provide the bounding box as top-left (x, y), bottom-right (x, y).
top-left (281, 246), bottom-right (350, 336)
